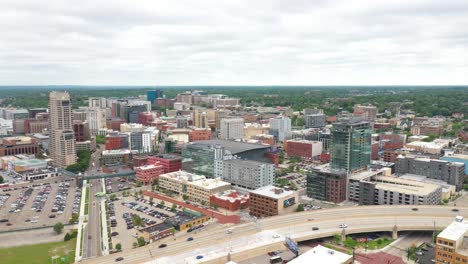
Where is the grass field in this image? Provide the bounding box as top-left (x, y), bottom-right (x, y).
top-left (0, 239), bottom-right (76, 264)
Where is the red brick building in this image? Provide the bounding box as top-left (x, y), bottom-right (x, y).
top-left (147, 154), bottom-right (182, 173)
top-left (106, 118), bottom-right (125, 131)
top-left (283, 139), bottom-right (323, 160)
top-left (135, 163), bottom-right (164, 185)
top-left (264, 151), bottom-right (279, 166)
top-left (0, 136), bottom-right (40, 156)
top-left (210, 190), bottom-right (249, 211)
top-left (383, 151), bottom-right (400, 163)
top-left (371, 142), bottom-right (380, 160)
top-left (189, 129), bottom-right (212, 142)
top-left (73, 120), bottom-right (90, 142)
top-left (138, 112), bottom-right (153, 126)
top-left (105, 136), bottom-right (122, 150)
top-left (24, 118), bottom-right (48, 134)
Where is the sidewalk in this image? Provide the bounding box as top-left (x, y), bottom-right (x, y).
top-left (100, 178), bottom-right (109, 255)
top-left (75, 179), bottom-right (88, 262)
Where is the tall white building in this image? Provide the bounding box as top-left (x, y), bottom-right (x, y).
top-left (222, 159), bottom-right (274, 190)
top-left (48, 92), bottom-right (77, 167)
top-left (220, 118), bottom-right (244, 140)
top-left (269, 116), bottom-right (291, 142)
top-left (76, 107), bottom-right (106, 136)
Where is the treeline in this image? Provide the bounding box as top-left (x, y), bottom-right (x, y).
top-left (0, 86), bottom-right (466, 117)
top-left (66, 150), bottom-right (92, 173)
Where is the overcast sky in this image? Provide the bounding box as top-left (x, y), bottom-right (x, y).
top-left (1, 0), bottom-right (467, 85)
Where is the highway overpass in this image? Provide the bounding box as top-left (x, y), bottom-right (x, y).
top-left (81, 205), bottom-right (465, 264)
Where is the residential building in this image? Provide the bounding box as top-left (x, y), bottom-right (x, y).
top-left (222, 159), bottom-right (275, 190)
top-left (158, 171), bottom-right (232, 204)
top-left (48, 92), bottom-right (76, 167)
top-left (105, 133), bottom-right (129, 150)
top-left (194, 110), bottom-right (209, 128)
top-left (330, 118), bottom-right (372, 173)
top-left (353, 104), bottom-right (378, 121)
top-left (395, 156), bottom-right (465, 190)
top-left (135, 163), bottom-right (164, 185)
top-left (73, 120), bottom-right (90, 142)
top-left (210, 190), bottom-right (249, 211)
top-left (220, 118), bottom-right (244, 140)
top-left (130, 131), bottom-right (152, 153)
top-left (244, 123), bottom-right (269, 139)
top-left (249, 185), bottom-right (298, 218)
top-left (283, 139), bottom-right (323, 160)
top-left (306, 164), bottom-right (348, 203)
top-left (435, 216), bottom-right (468, 264)
top-left (269, 116), bottom-right (291, 142)
top-left (305, 114), bottom-right (326, 128)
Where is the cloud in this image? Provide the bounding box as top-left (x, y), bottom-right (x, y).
top-left (0, 0), bottom-right (467, 85)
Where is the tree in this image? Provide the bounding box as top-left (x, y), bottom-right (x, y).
top-left (109, 194), bottom-right (117, 201)
top-left (0, 175), bottom-right (3, 184)
top-left (132, 215), bottom-right (143, 227)
top-left (137, 237), bottom-right (146, 247)
top-left (296, 204), bottom-right (304, 212)
top-left (172, 204), bottom-right (177, 210)
top-left (132, 242), bottom-right (138, 248)
top-left (182, 194), bottom-right (189, 201)
top-left (149, 197), bottom-right (154, 204)
top-left (64, 232), bottom-right (71, 241)
top-left (136, 181), bottom-right (142, 188)
top-left (96, 135), bottom-right (105, 144)
top-left (115, 243), bottom-right (122, 251)
top-left (53, 222), bottom-right (64, 235)
top-left (160, 201), bottom-right (165, 206)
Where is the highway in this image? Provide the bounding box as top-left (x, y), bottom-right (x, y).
top-left (81, 205), bottom-right (466, 264)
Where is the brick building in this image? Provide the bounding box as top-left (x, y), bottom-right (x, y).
top-left (135, 163), bottom-right (164, 185)
top-left (306, 164), bottom-right (347, 203)
top-left (210, 190), bottom-right (249, 211)
top-left (73, 120), bottom-right (90, 142)
top-left (0, 136), bottom-right (40, 156)
top-left (382, 150), bottom-right (400, 163)
top-left (106, 118), bottom-right (125, 131)
top-left (283, 139), bottom-right (323, 160)
top-left (148, 154), bottom-right (182, 173)
top-left (249, 186), bottom-right (298, 218)
top-left (189, 129), bottom-right (212, 142)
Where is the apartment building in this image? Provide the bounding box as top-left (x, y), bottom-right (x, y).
top-left (249, 185), bottom-right (299, 218)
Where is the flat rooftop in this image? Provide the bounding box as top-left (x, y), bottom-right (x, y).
top-left (288, 245), bottom-right (352, 264)
top-left (438, 218), bottom-right (468, 241)
top-left (190, 139), bottom-right (270, 154)
top-left (250, 185), bottom-right (295, 199)
top-left (372, 176), bottom-right (441, 196)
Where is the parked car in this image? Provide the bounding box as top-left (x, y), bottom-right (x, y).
top-left (158, 244), bottom-right (167, 248)
top-left (187, 237), bottom-right (194, 241)
top-left (339, 224), bottom-right (348, 228)
top-left (115, 257), bottom-right (124, 262)
top-left (312, 227), bottom-right (319, 231)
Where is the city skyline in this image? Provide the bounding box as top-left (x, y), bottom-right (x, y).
top-left (1, 0), bottom-right (468, 85)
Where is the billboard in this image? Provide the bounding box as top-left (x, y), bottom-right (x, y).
top-left (283, 197), bottom-right (296, 208)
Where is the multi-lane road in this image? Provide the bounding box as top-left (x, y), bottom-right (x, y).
top-left (82, 180), bottom-right (103, 259)
top-left (82, 148), bottom-right (105, 259)
top-left (81, 205), bottom-right (465, 264)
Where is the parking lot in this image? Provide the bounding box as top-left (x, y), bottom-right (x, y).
top-left (0, 179), bottom-right (80, 231)
top-left (109, 196), bottom-right (180, 251)
top-left (105, 178), bottom-right (132, 194)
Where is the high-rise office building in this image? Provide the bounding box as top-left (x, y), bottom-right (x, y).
top-left (220, 118), bottom-right (244, 140)
top-left (330, 118), bottom-right (372, 173)
top-left (304, 114), bottom-right (326, 128)
top-left (269, 116), bottom-right (291, 142)
top-left (48, 92), bottom-right (77, 167)
top-left (147, 89), bottom-right (164, 103)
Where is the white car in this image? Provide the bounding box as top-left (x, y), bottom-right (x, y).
top-left (225, 229), bottom-right (232, 234)
top-left (339, 224), bottom-right (348, 228)
top-left (272, 234), bottom-right (280, 239)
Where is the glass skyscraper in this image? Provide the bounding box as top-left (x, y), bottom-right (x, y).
top-left (330, 118), bottom-right (372, 173)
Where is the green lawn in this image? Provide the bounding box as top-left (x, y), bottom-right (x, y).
top-left (0, 239), bottom-right (76, 264)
